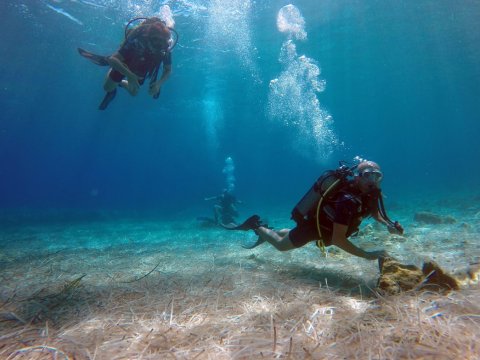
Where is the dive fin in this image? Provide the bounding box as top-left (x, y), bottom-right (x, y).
top-left (221, 215), bottom-right (263, 231)
top-left (98, 89), bottom-right (117, 110)
top-left (78, 48), bottom-right (110, 66)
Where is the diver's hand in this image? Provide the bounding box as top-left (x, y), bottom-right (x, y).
top-left (149, 82), bottom-right (161, 98)
top-left (388, 221), bottom-right (404, 235)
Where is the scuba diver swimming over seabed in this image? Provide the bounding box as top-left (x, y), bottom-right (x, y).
top-left (224, 160), bottom-right (404, 262)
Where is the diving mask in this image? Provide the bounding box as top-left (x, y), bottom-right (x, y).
top-left (360, 168), bottom-right (383, 183)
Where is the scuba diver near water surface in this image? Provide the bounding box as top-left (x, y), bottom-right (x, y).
top-left (78, 17), bottom-right (178, 110)
top-left (224, 160), bottom-right (404, 262)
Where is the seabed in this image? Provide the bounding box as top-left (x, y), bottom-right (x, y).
top-left (1, 195), bottom-right (479, 359)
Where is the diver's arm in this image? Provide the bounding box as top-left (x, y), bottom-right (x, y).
top-left (331, 223), bottom-right (387, 260)
top-left (204, 196), bottom-right (217, 201)
top-left (149, 64), bottom-right (172, 96)
top-left (157, 64), bottom-right (172, 86)
top-left (372, 210), bottom-right (389, 226)
top-left (373, 210), bottom-right (404, 234)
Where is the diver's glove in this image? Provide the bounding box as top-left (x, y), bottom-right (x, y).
top-left (387, 221), bottom-right (404, 235)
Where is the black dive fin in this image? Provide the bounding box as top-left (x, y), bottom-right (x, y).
top-left (241, 237), bottom-right (266, 249)
top-left (99, 89), bottom-right (117, 110)
top-left (78, 48), bottom-right (110, 66)
top-left (221, 215), bottom-right (262, 231)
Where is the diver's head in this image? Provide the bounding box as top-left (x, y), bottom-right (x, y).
top-left (146, 20), bottom-right (171, 52)
top-left (356, 160), bottom-right (383, 191)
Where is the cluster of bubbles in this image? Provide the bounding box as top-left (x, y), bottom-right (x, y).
top-left (206, 0), bottom-right (260, 82)
top-left (267, 4), bottom-right (338, 162)
top-left (146, 0), bottom-right (208, 18)
top-left (121, 2), bottom-right (175, 27)
top-left (202, 94), bottom-right (223, 152)
top-left (201, 0), bottom-right (261, 152)
top-left (158, 4), bottom-right (175, 28)
top-left (222, 156), bottom-right (236, 193)
top-left (276, 4), bottom-right (306, 41)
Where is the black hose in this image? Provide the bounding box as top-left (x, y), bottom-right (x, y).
top-left (378, 193), bottom-right (395, 227)
top-left (167, 27), bottom-right (179, 51)
top-left (125, 17), bottom-right (148, 39)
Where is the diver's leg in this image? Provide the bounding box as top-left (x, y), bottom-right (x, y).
top-left (255, 227), bottom-right (295, 251)
top-left (98, 70), bottom-right (120, 110)
top-left (120, 76), bottom-right (143, 96)
top-left (103, 70), bottom-right (119, 92)
top-left (119, 79), bottom-right (136, 95)
top-left (213, 205), bottom-right (221, 224)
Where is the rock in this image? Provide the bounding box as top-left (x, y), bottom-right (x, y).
top-left (443, 215), bottom-right (457, 224)
top-left (459, 222), bottom-right (470, 229)
top-left (452, 262), bottom-right (479, 287)
top-left (467, 262), bottom-right (480, 281)
top-left (422, 261), bottom-right (459, 291)
top-left (377, 258), bottom-right (459, 295)
top-left (414, 211), bottom-right (442, 224)
top-left (377, 258), bottom-right (424, 294)
top-left (414, 211), bottom-right (456, 224)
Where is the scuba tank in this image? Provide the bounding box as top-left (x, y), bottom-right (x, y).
top-left (291, 164), bottom-right (355, 224)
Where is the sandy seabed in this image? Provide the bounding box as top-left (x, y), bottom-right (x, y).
top-left (1, 197), bottom-right (479, 359)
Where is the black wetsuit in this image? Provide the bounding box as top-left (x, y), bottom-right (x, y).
top-left (289, 185), bottom-right (379, 248)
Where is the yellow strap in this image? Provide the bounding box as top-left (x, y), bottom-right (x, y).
top-left (315, 179), bottom-right (340, 257)
top-left (316, 239), bottom-right (326, 257)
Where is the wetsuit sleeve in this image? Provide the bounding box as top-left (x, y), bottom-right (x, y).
top-left (332, 193), bottom-right (358, 226)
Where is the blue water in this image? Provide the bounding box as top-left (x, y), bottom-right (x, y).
top-left (1, 0), bottom-right (480, 217)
